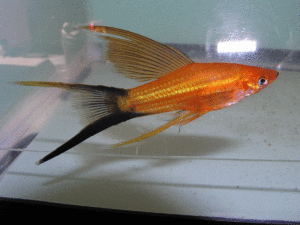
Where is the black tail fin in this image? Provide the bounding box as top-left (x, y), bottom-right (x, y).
top-left (15, 81), bottom-right (140, 165)
top-left (36, 112), bottom-right (136, 165)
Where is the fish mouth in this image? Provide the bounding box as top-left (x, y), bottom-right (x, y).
top-left (276, 71), bottom-right (279, 77)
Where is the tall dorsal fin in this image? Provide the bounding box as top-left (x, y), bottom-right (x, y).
top-left (81, 25), bottom-right (194, 82)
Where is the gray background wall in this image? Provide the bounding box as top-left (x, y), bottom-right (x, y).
top-left (1, 0), bottom-right (299, 55)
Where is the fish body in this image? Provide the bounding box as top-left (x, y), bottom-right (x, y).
top-left (15, 25), bottom-right (278, 164)
top-left (126, 63), bottom-right (277, 114)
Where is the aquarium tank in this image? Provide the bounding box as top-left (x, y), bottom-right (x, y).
top-left (0, 0), bottom-right (299, 222)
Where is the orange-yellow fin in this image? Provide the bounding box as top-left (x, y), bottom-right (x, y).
top-left (173, 111), bottom-right (204, 126)
top-left (113, 111), bottom-right (203, 147)
top-left (80, 25), bottom-right (194, 82)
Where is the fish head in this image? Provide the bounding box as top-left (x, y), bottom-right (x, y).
top-left (240, 67), bottom-right (279, 96)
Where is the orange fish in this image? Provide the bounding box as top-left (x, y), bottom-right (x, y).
top-left (16, 26), bottom-right (279, 165)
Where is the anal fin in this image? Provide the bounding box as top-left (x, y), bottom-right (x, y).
top-left (113, 111), bottom-right (204, 147)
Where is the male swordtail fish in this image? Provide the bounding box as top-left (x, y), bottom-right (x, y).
top-left (16, 25), bottom-right (279, 165)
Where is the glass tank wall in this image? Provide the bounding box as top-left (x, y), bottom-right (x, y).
top-left (0, 0), bottom-right (299, 222)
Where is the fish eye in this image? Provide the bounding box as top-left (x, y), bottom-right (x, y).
top-left (258, 77), bottom-right (268, 86)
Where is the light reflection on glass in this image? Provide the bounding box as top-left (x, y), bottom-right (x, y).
top-left (217, 40), bottom-right (257, 53)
